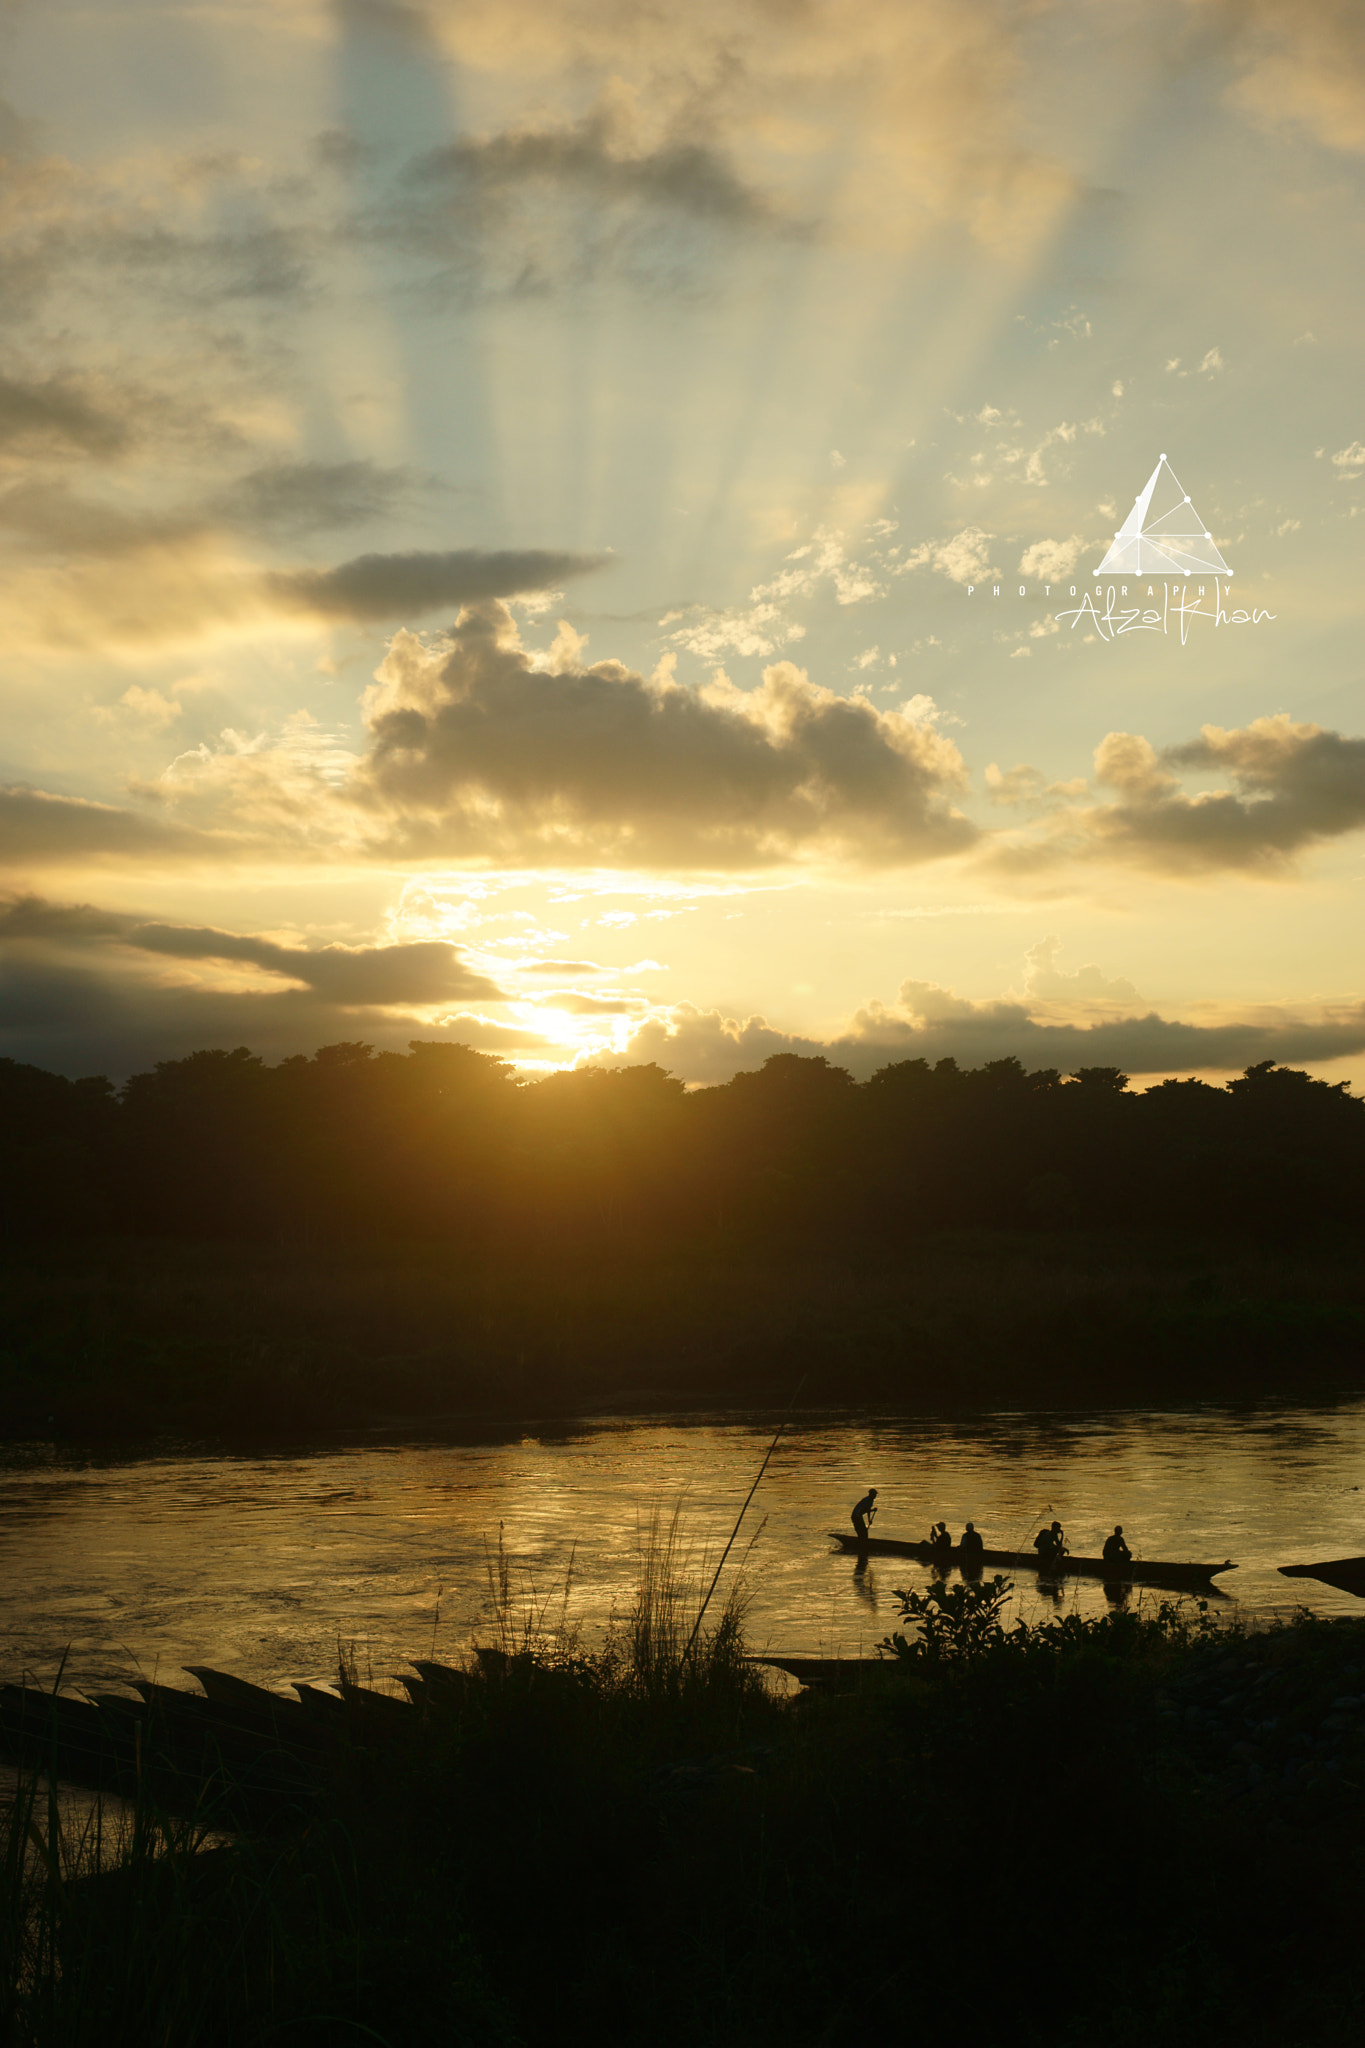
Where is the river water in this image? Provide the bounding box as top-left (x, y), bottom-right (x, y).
top-left (4, 1402), bottom-right (1364, 1699)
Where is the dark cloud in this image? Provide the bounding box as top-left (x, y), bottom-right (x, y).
top-left (1162, 717), bottom-right (1365, 859)
top-left (0, 461), bottom-right (409, 566)
top-left (210, 460), bottom-right (411, 537)
top-left (520, 958), bottom-right (603, 973)
top-left (355, 601), bottom-right (975, 866)
top-left (312, 128), bottom-right (377, 174)
top-left (333, 0), bottom-right (436, 45)
top-left (531, 989), bottom-right (644, 1015)
top-left (100, 220), bottom-right (314, 304)
top-left (431, 1012), bottom-right (557, 1052)
top-left (989, 716), bottom-right (1365, 877)
top-left (0, 787), bottom-right (220, 865)
top-left (126, 922), bottom-right (504, 1004)
top-left (0, 894), bottom-right (521, 1076)
top-left (0, 894), bottom-right (130, 942)
top-left (269, 547), bottom-right (609, 622)
top-left (0, 480), bottom-right (192, 557)
top-left (0, 374), bottom-right (127, 456)
top-left (408, 112), bottom-right (782, 229)
top-left (612, 992), bottom-right (1365, 1086)
top-left (0, 98), bottom-right (38, 157)
top-left (0, 951), bottom-right (504, 1079)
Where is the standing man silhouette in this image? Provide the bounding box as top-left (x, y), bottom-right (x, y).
top-left (851, 1488), bottom-right (878, 1543)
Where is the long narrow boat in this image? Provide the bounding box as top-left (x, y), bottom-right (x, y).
top-left (1278, 1556), bottom-right (1365, 1597)
top-left (828, 1532), bottom-right (1235, 1591)
top-left (748, 1655), bottom-right (885, 1690)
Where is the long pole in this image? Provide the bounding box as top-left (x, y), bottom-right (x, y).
top-left (684, 1378), bottom-right (806, 1665)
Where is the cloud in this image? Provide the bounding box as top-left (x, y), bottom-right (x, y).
top-left (410, 0), bottom-right (1076, 252)
top-left (528, 988), bottom-right (645, 1015)
top-left (985, 764), bottom-right (1049, 807)
top-left (268, 547), bottom-right (610, 622)
top-left (518, 958), bottom-right (603, 973)
top-left (898, 528), bottom-right (996, 585)
top-left (407, 104), bottom-right (785, 230)
top-left (0, 374), bottom-right (127, 456)
top-left (350, 600), bottom-right (976, 866)
top-left (1022, 935), bottom-right (1140, 1003)
top-left (0, 894), bottom-right (128, 942)
top-left (210, 461), bottom-right (412, 537)
top-left (1330, 441), bottom-right (1365, 477)
top-left (0, 786), bottom-right (224, 865)
top-left (0, 481), bottom-right (211, 561)
top-left (988, 716), bottom-right (1365, 877)
top-left (0, 534), bottom-right (608, 655)
top-left (599, 1001), bottom-right (830, 1083)
top-left (333, 0), bottom-right (437, 44)
top-left (1018, 534), bottom-right (1086, 580)
top-left (0, 469), bottom-right (600, 646)
top-left (105, 685), bottom-right (188, 730)
top-left (667, 526), bottom-right (881, 660)
top-left (1212, 0), bottom-right (1365, 156)
top-left (0, 949), bottom-right (511, 1079)
top-left (609, 985), bottom-right (1365, 1085)
top-left (0, 891), bottom-right (519, 1075)
top-left (125, 923), bottom-right (504, 1005)
top-left (0, 891), bottom-right (504, 1004)
top-left (428, 1013), bottom-right (557, 1052)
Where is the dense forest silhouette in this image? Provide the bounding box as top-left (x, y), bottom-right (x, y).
top-left (4, 1042), bottom-right (1362, 1245)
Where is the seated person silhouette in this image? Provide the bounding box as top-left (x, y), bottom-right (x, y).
top-left (1033, 1519), bottom-right (1066, 1568)
top-left (929, 1520), bottom-right (952, 1560)
top-left (1102, 1525), bottom-right (1132, 1569)
top-left (959, 1521), bottom-right (985, 1566)
top-left (851, 1488), bottom-right (878, 1542)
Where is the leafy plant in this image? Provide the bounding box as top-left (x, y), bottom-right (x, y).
top-left (880, 1573), bottom-right (1014, 1663)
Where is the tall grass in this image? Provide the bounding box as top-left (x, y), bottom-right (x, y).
top-left (472, 1500), bottom-right (766, 1726)
top-left (8, 1534), bottom-right (1363, 2046)
top-left (1, 1736), bottom-right (238, 2046)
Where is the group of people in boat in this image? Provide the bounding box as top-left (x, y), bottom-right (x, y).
top-left (850, 1491), bottom-right (1136, 1576)
top-left (927, 1518), bottom-right (984, 1564)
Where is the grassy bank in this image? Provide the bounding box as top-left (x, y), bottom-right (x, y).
top-left (3, 1230), bottom-right (1364, 1442)
top-left (5, 1564), bottom-right (1365, 2046)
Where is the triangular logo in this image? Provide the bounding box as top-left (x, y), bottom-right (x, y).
top-left (1094, 455), bottom-right (1232, 579)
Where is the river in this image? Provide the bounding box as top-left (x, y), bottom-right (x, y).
top-left (4, 1401), bottom-right (1364, 1698)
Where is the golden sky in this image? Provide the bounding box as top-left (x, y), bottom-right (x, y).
top-left (2, 0), bottom-right (1363, 1086)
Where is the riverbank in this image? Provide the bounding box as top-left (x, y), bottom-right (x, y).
top-left (6, 1590), bottom-right (1365, 2045)
top-left (4, 1231), bottom-right (1364, 1443)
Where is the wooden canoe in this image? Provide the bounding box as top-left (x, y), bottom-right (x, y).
top-left (1278, 1556), bottom-right (1365, 1598)
top-left (828, 1532), bottom-right (1235, 1591)
top-left (748, 1655), bottom-right (886, 1690)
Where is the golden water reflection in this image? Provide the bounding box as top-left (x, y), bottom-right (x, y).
top-left (3, 1402), bottom-right (1364, 1697)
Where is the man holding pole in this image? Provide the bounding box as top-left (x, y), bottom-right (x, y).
top-left (851, 1488), bottom-right (878, 1543)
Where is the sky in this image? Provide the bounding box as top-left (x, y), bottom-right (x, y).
top-left (1, 0), bottom-right (1363, 1088)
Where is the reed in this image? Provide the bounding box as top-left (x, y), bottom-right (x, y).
top-left (5, 1553), bottom-right (1365, 2045)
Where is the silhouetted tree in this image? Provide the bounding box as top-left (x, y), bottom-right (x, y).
top-left (3, 1045), bottom-right (1362, 1248)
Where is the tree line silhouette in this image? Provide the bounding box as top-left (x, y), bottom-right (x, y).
top-left (4, 1042), bottom-right (1362, 1246)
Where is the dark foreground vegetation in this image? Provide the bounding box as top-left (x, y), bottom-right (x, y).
top-left (5, 1565), bottom-right (1365, 2047)
top-left (4, 1041), bottom-right (1365, 1437)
